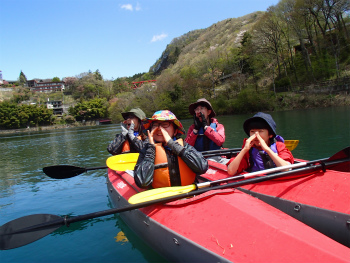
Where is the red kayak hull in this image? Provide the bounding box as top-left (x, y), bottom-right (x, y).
top-left (107, 168), bottom-right (350, 262)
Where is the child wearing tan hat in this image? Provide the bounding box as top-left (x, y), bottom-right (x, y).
top-left (185, 98), bottom-right (225, 152)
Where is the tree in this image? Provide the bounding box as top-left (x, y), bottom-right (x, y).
top-left (52, 77), bottom-right (60, 82)
top-left (94, 69), bottom-right (103, 81)
top-left (68, 98), bottom-right (108, 121)
top-left (18, 71), bottom-right (27, 85)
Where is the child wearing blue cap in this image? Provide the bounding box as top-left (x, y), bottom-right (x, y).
top-left (227, 112), bottom-right (294, 175)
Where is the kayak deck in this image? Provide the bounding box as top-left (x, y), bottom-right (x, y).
top-left (107, 168), bottom-right (350, 262)
top-left (205, 159), bottom-right (350, 214)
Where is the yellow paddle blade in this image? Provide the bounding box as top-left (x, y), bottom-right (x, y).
top-left (128, 184), bottom-right (197, 204)
top-left (285, 140), bottom-right (299, 151)
top-left (106, 153), bottom-right (139, 171)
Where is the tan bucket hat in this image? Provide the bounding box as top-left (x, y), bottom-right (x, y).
top-left (189, 98), bottom-right (216, 118)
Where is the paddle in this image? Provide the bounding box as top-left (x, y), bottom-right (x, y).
top-left (42, 141), bottom-right (299, 179)
top-left (43, 153), bottom-right (139, 179)
top-left (1, 147), bottom-right (348, 250)
top-left (128, 162), bottom-right (308, 204)
top-left (284, 140), bottom-right (299, 151)
top-left (201, 140), bottom-right (299, 158)
top-left (128, 147), bottom-right (349, 204)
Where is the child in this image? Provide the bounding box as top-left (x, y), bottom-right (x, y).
top-left (107, 108), bottom-right (148, 155)
top-left (134, 110), bottom-right (208, 189)
top-left (185, 98), bottom-right (225, 151)
top-left (227, 112), bottom-right (294, 176)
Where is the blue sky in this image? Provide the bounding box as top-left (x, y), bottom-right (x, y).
top-left (1, 0), bottom-right (280, 81)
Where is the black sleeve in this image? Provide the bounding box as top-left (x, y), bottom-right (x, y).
top-left (167, 140), bottom-right (208, 175)
top-left (107, 133), bottom-right (127, 155)
top-left (129, 136), bottom-right (149, 153)
top-left (134, 143), bottom-right (156, 189)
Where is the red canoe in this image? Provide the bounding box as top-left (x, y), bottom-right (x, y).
top-left (107, 154), bottom-right (350, 262)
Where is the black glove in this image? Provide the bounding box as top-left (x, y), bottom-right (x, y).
top-left (200, 112), bottom-right (208, 128)
top-left (194, 114), bottom-right (201, 130)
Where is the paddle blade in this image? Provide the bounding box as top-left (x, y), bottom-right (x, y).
top-left (43, 165), bottom-right (87, 179)
top-left (327, 146), bottom-right (350, 172)
top-left (106, 153), bottom-right (139, 171)
top-left (0, 214), bottom-right (63, 250)
top-left (285, 140), bottom-right (299, 151)
top-left (128, 184), bottom-right (197, 204)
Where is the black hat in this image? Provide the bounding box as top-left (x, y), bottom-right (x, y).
top-left (243, 112), bottom-right (277, 137)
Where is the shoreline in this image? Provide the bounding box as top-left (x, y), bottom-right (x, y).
top-left (1, 103), bottom-right (349, 135)
top-left (0, 121), bottom-right (98, 135)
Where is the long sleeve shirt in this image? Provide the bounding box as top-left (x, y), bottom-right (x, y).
top-left (107, 133), bottom-right (148, 155)
top-left (134, 139), bottom-right (209, 189)
top-left (185, 118), bottom-right (225, 149)
top-left (226, 140), bottom-right (294, 174)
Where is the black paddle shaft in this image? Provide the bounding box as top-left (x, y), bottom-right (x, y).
top-left (1, 148), bottom-right (349, 250)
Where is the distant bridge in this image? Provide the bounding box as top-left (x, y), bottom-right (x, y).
top-left (131, 79), bottom-right (156, 89)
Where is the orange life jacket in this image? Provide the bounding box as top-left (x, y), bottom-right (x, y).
top-left (121, 136), bottom-right (142, 153)
top-left (152, 139), bottom-right (196, 188)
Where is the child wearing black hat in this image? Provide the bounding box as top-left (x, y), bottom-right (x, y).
top-left (227, 112), bottom-right (294, 176)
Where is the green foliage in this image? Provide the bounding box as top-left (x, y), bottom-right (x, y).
top-left (229, 89), bottom-right (276, 114)
top-left (64, 115), bottom-right (76, 124)
top-left (18, 71), bottom-right (27, 85)
top-left (274, 77), bottom-right (291, 92)
top-left (0, 101), bottom-right (53, 129)
top-left (94, 69), bottom-right (103, 81)
top-left (68, 98), bottom-right (108, 121)
top-left (52, 77), bottom-right (60, 82)
top-left (4, 5), bottom-right (349, 129)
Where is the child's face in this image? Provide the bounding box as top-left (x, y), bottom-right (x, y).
top-left (123, 116), bottom-right (140, 130)
top-left (249, 129), bottom-right (273, 145)
top-left (194, 105), bottom-right (212, 121)
top-left (151, 121), bottom-right (176, 143)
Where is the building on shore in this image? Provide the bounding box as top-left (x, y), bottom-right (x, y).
top-left (27, 79), bottom-right (65, 93)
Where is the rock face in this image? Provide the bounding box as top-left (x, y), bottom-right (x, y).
top-left (151, 51), bottom-right (170, 75)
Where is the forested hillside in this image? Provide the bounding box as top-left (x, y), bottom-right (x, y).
top-left (117, 0), bottom-right (349, 119)
top-left (1, 0), bottom-right (349, 129)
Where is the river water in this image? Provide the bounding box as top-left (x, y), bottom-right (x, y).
top-left (0, 106), bottom-right (349, 263)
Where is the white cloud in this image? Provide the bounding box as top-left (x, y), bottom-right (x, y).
top-left (120, 3), bottom-right (141, 11)
top-left (121, 4), bottom-right (133, 11)
top-left (151, 33), bottom-right (168, 42)
top-left (135, 2), bottom-right (141, 11)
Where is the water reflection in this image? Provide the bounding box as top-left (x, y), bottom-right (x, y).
top-left (114, 214), bottom-right (168, 263)
top-left (51, 214), bottom-right (119, 236)
top-left (0, 107), bottom-right (349, 263)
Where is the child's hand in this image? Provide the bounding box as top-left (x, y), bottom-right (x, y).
top-left (243, 133), bottom-right (257, 151)
top-left (147, 130), bottom-right (155, 145)
top-left (256, 132), bottom-right (269, 151)
top-left (121, 122), bottom-right (128, 136)
top-left (159, 126), bottom-right (172, 144)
